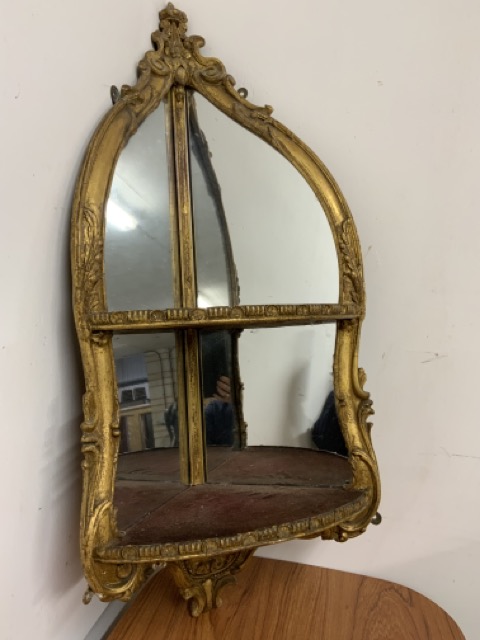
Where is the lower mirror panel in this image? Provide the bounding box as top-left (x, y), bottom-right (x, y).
top-left (113, 446), bottom-right (357, 546)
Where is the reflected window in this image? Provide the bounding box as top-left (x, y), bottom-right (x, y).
top-left (113, 333), bottom-right (178, 454)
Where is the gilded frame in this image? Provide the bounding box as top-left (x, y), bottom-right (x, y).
top-left (71, 3), bottom-right (380, 612)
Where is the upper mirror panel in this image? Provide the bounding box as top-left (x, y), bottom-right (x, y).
top-left (105, 101), bottom-right (174, 311)
top-left (188, 94), bottom-right (237, 308)
top-left (189, 93), bottom-right (340, 306)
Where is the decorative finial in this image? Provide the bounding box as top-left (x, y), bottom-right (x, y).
top-left (157, 3), bottom-right (189, 58)
top-left (159, 3), bottom-right (188, 34)
top-left (120, 4), bottom-right (273, 118)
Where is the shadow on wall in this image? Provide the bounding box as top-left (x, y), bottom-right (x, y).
top-left (33, 416), bottom-right (83, 597)
top-left (30, 210), bottom-right (93, 636)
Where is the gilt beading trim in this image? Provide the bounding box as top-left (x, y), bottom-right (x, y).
top-left (88, 303), bottom-right (361, 331)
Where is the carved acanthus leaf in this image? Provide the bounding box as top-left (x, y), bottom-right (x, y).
top-left (325, 367), bottom-right (379, 541)
top-left (338, 219), bottom-right (363, 306)
top-left (77, 205), bottom-right (103, 313)
top-left (80, 390), bottom-right (97, 434)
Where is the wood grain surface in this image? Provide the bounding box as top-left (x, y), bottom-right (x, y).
top-left (106, 557), bottom-right (465, 640)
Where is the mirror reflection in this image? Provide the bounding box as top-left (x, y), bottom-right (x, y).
top-left (191, 93), bottom-right (340, 306)
top-left (113, 332), bottom-right (179, 452)
top-left (105, 102), bottom-right (174, 311)
top-left (200, 331), bottom-right (240, 448)
top-left (103, 92), bottom-right (340, 314)
top-left (188, 93), bottom-right (238, 307)
top-left (240, 323), bottom-right (340, 451)
top-left (113, 332), bottom-right (183, 532)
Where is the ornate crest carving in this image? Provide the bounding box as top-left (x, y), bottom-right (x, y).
top-left (120, 3), bottom-right (273, 126)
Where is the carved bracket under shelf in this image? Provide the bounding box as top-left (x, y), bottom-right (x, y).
top-left (168, 550), bottom-right (255, 616)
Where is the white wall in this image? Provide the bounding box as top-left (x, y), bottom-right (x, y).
top-left (1, 1), bottom-right (479, 639)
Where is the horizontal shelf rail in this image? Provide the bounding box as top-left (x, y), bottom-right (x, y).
top-left (88, 303), bottom-right (362, 332)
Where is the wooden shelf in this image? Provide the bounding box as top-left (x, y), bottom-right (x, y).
top-left (110, 448), bottom-right (358, 548)
top-left (106, 557), bottom-right (466, 639)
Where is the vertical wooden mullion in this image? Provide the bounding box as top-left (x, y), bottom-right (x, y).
top-left (172, 86), bottom-right (205, 485)
top-left (165, 93), bottom-right (190, 485)
top-left (166, 93), bottom-right (183, 310)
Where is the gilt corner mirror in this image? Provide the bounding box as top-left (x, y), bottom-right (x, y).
top-left (71, 3), bottom-right (380, 616)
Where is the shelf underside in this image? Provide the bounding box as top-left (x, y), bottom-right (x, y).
top-left (111, 447), bottom-right (364, 547)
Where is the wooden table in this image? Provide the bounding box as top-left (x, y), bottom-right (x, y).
top-left (107, 557), bottom-right (465, 639)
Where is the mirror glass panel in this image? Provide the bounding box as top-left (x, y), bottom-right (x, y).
top-left (188, 94), bottom-right (237, 307)
top-left (113, 331), bottom-right (183, 532)
top-left (200, 331), bottom-right (240, 449)
top-left (105, 102), bottom-right (174, 311)
top-left (240, 323), bottom-right (340, 450)
top-left (191, 93), bottom-right (340, 306)
top-left (113, 331), bottom-right (179, 450)
top-left (205, 323), bottom-right (351, 491)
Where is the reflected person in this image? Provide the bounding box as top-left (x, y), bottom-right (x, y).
top-left (164, 375), bottom-right (233, 447)
top-left (164, 331), bottom-right (235, 447)
top-left (204, 374), bottom-right (234, 446)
